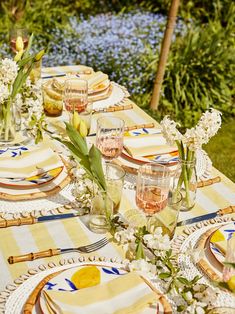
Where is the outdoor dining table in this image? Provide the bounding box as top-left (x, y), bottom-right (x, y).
top-left (0, 65), bottom-right (235, 312)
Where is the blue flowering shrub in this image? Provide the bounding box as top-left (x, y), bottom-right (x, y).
top-left (43, 11), bottom-right (184, 98)
top-left (0, 10), bottom-right (184, 106)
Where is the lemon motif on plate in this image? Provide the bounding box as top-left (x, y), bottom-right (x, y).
top-left (71, 266), bottom-right (101, 289)
top-left (210, 230), bottom-right (226, 243)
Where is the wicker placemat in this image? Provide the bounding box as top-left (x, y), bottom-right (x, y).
top-left (195, 226), bottom-right (223, 281)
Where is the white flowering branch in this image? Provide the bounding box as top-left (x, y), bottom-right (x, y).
top-left (112, 217), bottom-right (219, 313)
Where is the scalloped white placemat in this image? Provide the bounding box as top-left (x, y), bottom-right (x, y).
top-left (92, 82), bottom-right (130, 110)
top-left (0, 182), bottom-right (75, 216)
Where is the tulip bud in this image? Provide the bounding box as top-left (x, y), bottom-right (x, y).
top-left (14, 49), bottom-right (24, 62)
top-left (35, 49), bottom-right (45, 61)
top-left (15, 36), bottom-right (24, 51)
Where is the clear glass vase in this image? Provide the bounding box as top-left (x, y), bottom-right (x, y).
top-left (0, 98), bottom-right (16, 143)
top-left (173, 158), bottom-right (197, 211)
top-left (89, 191), bottom-right (113, 234)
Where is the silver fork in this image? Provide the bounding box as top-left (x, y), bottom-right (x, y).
top-left (8, 238), bottom-right (109, 264)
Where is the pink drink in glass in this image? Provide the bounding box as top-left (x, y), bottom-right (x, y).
top-left (97, 136), bottom-right (123, 161)
top-left (136, 186), bottom-right (168, 215)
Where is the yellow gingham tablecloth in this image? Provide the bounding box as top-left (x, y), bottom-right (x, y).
top-left (0, 65), bottom-right (234, 292)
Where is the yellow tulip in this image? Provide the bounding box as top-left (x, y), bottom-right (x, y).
top-left (79, 120), bottom-right (88, 137)
top-left (35, 49), bottom-right (45, 61)
top-left (14, 49), bottom-right (24, 62)
top-left (227, 275), bottom-right (235, 292)
top-left (15, 36), bottom-right (24, 51)
top-left (71, 111), bottom-right (81, 130)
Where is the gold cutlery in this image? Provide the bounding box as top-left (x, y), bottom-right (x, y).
top-left (177, 205), bottom-right (235, 226)
top-left (197, 176), bottom-right (221, 187)
top-left (0, 212), bottom-right (87, 229)
top-left (92, 103), bottom-right (133, 113)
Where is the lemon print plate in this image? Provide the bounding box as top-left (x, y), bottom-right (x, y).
top-left (0, 167), bottom-right (63, 188)
top-left (209, 222), bottom-right (235, 264)
top-left (38, 264), bottom-right (166, 314)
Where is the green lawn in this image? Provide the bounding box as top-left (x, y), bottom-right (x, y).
top-left (204, 120), bottom-right (235, 183)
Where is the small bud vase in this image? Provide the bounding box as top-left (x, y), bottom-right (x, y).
top-left (173, 158), bottom-right (197, 211)
top-left (89, 190), bottom-right (113, 234)
top-left (0, 97), bottom-right (16, 143)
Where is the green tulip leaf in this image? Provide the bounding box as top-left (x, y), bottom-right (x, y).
top-left (89, 144), bottom-right (106, 191)
top-left (65, 122), bottom-right (88, 156)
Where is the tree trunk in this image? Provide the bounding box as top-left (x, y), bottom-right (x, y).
top-left (150, 0), bottom-right (180, 110)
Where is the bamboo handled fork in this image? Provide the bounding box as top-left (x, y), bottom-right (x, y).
top-left (8, 237), bottom-right (108, 264)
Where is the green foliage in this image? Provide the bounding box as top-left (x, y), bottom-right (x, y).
top-left (204, 120), bottom-right (235, 182)
top-left (56, 123), bottom-right (106, 191)
top-left (144, 4), bottom-right (235, 129)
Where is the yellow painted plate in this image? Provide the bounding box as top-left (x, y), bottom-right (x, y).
top-left (0, 166), bottom-right (63, 188)
top-left (209, 222), bottom-right (235, 265)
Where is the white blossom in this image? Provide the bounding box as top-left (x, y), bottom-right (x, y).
top-left (0, 84), bottom-right (9, 103)
top-left (160, 116), bottom-right (183, 146)
top-left (0, 58), bottom-right (18, 85)
top-left (160, 109), bottom-right (222, 153)
top-left (69, 161), bottom-right (100, 209)
top-left (128, 259), bottom-right (156, 276)
top-left (194, 286), bottom-right (218, 305)
top-left (187, 243), bottom-right (205, 263)
top-left (184, 291), bottom-right (193, 302)
top-left (184, 301), bottom-right (206, 314)
top-left (197, 108), bottom-right (222, 141)
top-left (114, 228), bottom-right (135, 244)
top-left (143, 228), bottom-right (171, 251)
top-left (195, 306), bottom-right (205, 314)
top-left (183, 127), bottom-right (204, 152)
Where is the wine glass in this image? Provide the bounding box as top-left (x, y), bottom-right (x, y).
top-left (136, 163), bottom-right (171, 216)
top-left (10, 28), bottom-right (28, 53)
top-left (64, 79), bottom-right (88, 113)
top-left (96, 116), bottom-right (124, 161)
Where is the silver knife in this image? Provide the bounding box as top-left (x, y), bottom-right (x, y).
top-left (177, 205), bottom-right (235, 226)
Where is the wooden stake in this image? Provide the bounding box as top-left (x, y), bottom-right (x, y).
top-left (150, 0), bottom-right (180, 110)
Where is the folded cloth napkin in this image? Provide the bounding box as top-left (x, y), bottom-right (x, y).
top-left (41, 272), bottom-right (157, 314)
top-left (86, 71), bottom-right (109, 89)
top-left (124, 134), bottom-right (177, 158)
top-left (0, 145), bottom-right (63, 178)
top-left (210, 229), bottom-right (235, 257)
